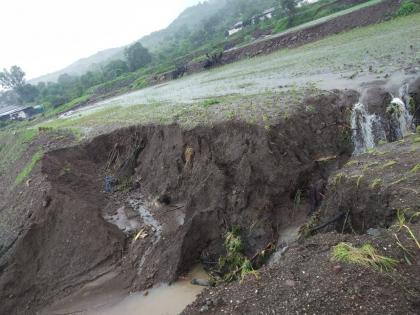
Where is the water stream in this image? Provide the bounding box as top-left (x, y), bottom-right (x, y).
top-left (42, 266), bottom-right (208, 315)
top-left (89, 266), bottom-right (208, 315)
top-left (351, 85), bottom-right (414, 154)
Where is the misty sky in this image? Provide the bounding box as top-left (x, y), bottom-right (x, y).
top-left (0, 0), bottom-right (201, 79)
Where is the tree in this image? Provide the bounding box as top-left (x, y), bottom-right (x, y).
top-left (124, 41), bottom-right (152, 71)
top-left (103, 59), bottom-right (129, 80)
top-left (280, 0), bottom-right (302, 25)
top-left (16, 84), bottom-right (39, 103)
top-left (0, 65), bottom-right (26, 90)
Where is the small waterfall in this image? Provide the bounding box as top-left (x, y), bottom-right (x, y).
top-left (351, 84), bottom-right (414, 154)
top-left (389, 97), bottom-right (411, 138)
top-left (387, 84), bottom-right (413, 140)
top-left (397, 84), bottom-right (413, 136)
top-left (351, 103), bottom-right (377, 154)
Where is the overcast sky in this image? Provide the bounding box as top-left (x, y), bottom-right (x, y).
top-left (0, 0), bottom-right (201, 79)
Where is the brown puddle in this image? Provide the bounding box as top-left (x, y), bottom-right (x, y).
top-left (42, 266), bottom-right (208, 315)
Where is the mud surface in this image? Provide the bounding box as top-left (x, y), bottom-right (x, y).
top-left (183, 225), bottom-right (420, 315)
top-left (0, 90), bottom-right (359, 314)
top-left (320, 134), bottom-right (420, 234)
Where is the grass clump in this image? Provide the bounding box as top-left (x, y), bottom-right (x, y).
top-left (345, 159), bottom-right (359, 167)
top-left (213, 227), bottom-right (258, 284)
top-left (332, 242), bottom-right (398, 272)
top-left (395, 209), bottom-right (420, 249)
top-left (370, 178), bottom-right (382, 189)
top-left (395, 0), bottom-right (420, 17)
top-left (382, 160), bottom-right (397, 169)
top-left (15, 150), bottom-right (44, 185)
top-left (202, 98), bottom-right (220, 108)
top-left (410, 164), bottom-right (420, 174)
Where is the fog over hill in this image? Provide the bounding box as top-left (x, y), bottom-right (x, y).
top-left (30, 0), bottom-right (279, 84)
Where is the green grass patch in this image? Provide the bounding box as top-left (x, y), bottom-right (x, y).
top-left (396, 0), bottom-right (420, 17)
top-left (0, 128), bottom-right (39, 173)
top-left (47, 94), bottom-right (93, 117)
top-left (332, 242), bottom-right (398, 272)
top-left (14, 150), bottom-right (44, 185)
top-left (202, 98), bottom-right (220, 108)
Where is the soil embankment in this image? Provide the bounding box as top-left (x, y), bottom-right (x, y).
top-left (184, 134), bottom-right (420, 315)
top-left (0, 90), bottom-right (358, 314)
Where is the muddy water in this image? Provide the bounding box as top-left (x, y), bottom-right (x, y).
top-left (44, 266), bottom-right (208, 315)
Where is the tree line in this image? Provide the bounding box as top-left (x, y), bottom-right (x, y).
top-left (0, 41), bottom-right (152, 109)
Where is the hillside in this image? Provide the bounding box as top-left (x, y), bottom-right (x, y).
top-left (29, 0), bottom-right (282, 84)
top-left (30, 46), bottom-right (124, 84)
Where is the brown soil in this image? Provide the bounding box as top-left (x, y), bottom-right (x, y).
top-left (319, 134), bottom-right (420, 234)
top-left (183, 225), bottom-right (420, 315)
top-left (183, 133), bottom-right (420, 315)
top-left (0, 90), bottom-right (358, 314)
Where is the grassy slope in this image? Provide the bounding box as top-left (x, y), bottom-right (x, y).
top-left (34, 13), bottom-right (420, 133)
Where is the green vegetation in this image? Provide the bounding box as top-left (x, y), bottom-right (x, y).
top-left (396, 0), bottom-right (420, 17)
top-left (14, 150), bottom-right (44, 185)
top-left (213, 227), bottom-right (258, 283)
top-left (202, 98), bottom-right (221, 108)
top-left (332, 242), bottom-right (398, 272)
top-left (0, 129), bottom-right (38, 173)
top-left (1, 0), bottom-right (382, 119)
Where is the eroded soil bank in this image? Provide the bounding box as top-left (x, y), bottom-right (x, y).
top-left (0, 90), bottom-right (358, 314)
top-left (184, 134), bottom-right (420, 314)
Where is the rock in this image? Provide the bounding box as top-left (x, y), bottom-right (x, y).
top-left (333, 265), bottom-right (343, 273)
top-left (367, 228), bottom-right (381, 237)
top-left (200, 305), bottom-right (209, 312)
top-left (191, 278), bottom-right (212, 287)
top-left (285, 279), bottom-right (296, 287)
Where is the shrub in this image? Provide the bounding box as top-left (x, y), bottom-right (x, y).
top-left (213, 227), bottom-right (258, 284)
top-left (396, 1), bottom-right (420, 17)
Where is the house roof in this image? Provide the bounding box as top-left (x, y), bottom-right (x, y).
top-left (0, 105), bottom-right (28, 118)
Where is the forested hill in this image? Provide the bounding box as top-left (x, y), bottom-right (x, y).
top-left (30, 47), bottom-right (124, 84)
top-left (30, 0), bottom-right (278, 84)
